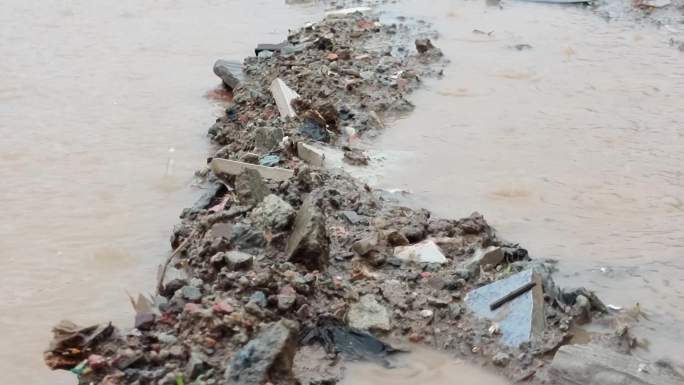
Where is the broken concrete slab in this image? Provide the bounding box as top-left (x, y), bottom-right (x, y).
top-left (297, 142), bottom-right (325, 167)
top-left (210, 158), bottom-right (293, 182)
top-left (393, 239), bottom-right (447, 264)
top-left (550, 344), bottom-right (683, 385)
top-left (224, 320), bottom-right (299, 385)
top-left (213, 59), bottom-right (241, 89)
top-left (347, 294), bottom-right (390, 332)
top-left (270, 78), bottom-right (300, 118)
top-left (465, 269), bottom-right (544, 347)
top-left (286, 195), bottom-right (330, 270)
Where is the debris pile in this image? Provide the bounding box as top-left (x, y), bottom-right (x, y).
top-left (44, 8), bottom-right (671, 385)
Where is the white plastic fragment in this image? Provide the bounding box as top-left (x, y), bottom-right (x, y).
top-left (270, 78), bottom-right (300, 118)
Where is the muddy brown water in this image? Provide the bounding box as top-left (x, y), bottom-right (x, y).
top-left (2, 0), bottom-right (683, 384)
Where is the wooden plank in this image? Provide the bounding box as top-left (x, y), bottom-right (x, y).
top-left (210, 158), bottom-right (293, 182)
top-left (551, 344), bottom-right (683, 385)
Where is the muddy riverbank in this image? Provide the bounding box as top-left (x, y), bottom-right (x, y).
top-left (42, 6), bottom-right (684, 385)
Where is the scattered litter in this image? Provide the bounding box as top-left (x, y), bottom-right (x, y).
top-left (258, 154), bottom-right (281, 167)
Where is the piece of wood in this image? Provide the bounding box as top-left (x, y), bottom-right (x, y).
top-left (551, 344), bottom-right (683, 385)
top-left (210, 158), bottom-right (293, 182)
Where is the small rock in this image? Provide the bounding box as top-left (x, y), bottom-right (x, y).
top-left (254, 126), bottom-right (284, 151)
top-left (420, 309), bottom-right (434, 318)
top-left (235, 168), bottom-right (269, 205)
top-left (348, 294), bottom-right (391, 332)
top-left (250, 291), bottom-right (268, 308)
top-left (224, 320), bottom-right (299, 385)
top-left (286, 195), bottom-right (330, 270)
top-left (386, 230), bottom-right (410, 247)
top-left (351, 233), bottom-right (378, 256)
top-left (212, 301), bottom-right (235, 315)
top-left (134, 312), bottom-right (155, 330)
top-left (343, 148), bottom-right (369, 166)
top-left (225, 250), bottom-right (254, 270)
top-left (277, 286), bottom-right (297, 311)
top-left (461, 246), bottom-right (505, 275)
top-left (492, 352), bottom-right (511, 367)
top-left (181, 286), bottom-right (202, 302)
top-left (185, 352), bottom-right (208, 380)
top-left (87, 354), bottom-right (107, 370)
top-left (399, 225), bottom-right (425, 243)
top-left (340, 210), bottom-right (366, 225)
top-left (448, 303), bottom-right (463, 320)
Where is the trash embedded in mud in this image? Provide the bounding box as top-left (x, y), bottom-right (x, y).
top-left (300, 317), bottom-right (400, 366)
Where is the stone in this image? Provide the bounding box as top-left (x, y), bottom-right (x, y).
top-left (420, 309), bottom-right (434, 318)
top-left (464, 269), bottom-right (544, 347)
top-left (254, 126), bottom-right (284, 151)
top-left (351, 233), bottom-right (378, 256)
top-left (492, 352), bottom-right (511, 367)
top-left (461, 246), bottom-right (505, 275)
top-left (213, 301), bottom-right (234, 315)
top-left (185, 351), bottom-right (208, 380)
top-left (347, 294), bottom-right (390, 332)
top-left (340, 210), bottom-right (366, 225)
top-left (285, 195), bottom-right (330, 270)
top-left (572, 294), bottom-right (592, 325)
top-left (213, 59), bottom-right (241, 89)
top-left (224, 320), bottom-right (299, 385)
top-left (249, 291), bottom-right (268, 308)
top-left (181, 286), bottom-right (202, 302)
top-left (229, 223), bottom-right (267, 250)
top-left (551, 344), bottom-right (683, 385)
top-left (270, 78), bottom-right (300, 118)
top-left (224, 251), bottom-right (254, 270)
top-left (210, 158), bottom-right (294, 182)
top-left (250, 194), bottom-right (295, 231)
top-left (386, 230), bottom-right (409, 247)
top-left (393, 240), bottom-right (447, 264)
top-left (297, 142), bottom-right (325, 167)
top-left (277, 285), bottom-right (297, 311)
top-left (415, 38), bottom-right (435, 54)
top-left (399, 225), bottom-right (425, 243)
top-left (235, 168), bottom-right (269, 205)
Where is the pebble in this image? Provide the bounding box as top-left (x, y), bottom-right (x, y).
top-left (492, 352), bottom-right (511, 367)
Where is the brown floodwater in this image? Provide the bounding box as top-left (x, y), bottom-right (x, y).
top-left (367, 0), bottom-right (684, 367)
top-left (2, 0), bottom-right (683, 384)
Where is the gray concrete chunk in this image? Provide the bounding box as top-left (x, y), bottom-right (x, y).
top-left (347, 294), bottom-right (390, 332)
top-left (210, 158), bottom-right (293, 182)
top-left (465, 269), bottom-right (544, 347)
top-left (270, 78), bottom-right (300, 118)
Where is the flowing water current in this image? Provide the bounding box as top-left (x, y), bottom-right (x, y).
top-left (1, 0), bottom-right (683, 384)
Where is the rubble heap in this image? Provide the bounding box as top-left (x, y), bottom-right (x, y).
top-left (45, 9), bottom-right (680, 385)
